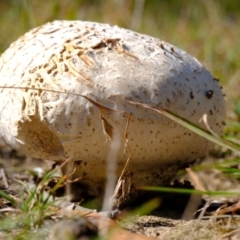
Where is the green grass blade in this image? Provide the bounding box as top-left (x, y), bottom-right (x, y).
top-left (128, 101), bottom-right (240, 154)
top-left (138, 186), bottom-right (240, 196)
top-left (0, 189), bottom-right (17, 206)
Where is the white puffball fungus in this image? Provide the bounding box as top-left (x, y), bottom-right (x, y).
top-left (0, 21), bottom-right (225, 198)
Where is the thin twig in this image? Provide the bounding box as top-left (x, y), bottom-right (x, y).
top-left (0, 168), bottom-right (9, 189)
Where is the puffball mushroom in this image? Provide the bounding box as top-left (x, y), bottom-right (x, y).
top-left (0, 21), bottom-right (225, 202)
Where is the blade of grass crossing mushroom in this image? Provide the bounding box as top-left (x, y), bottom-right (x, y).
top-left (128, 101), bottom-right (240, 154)
top-left (0, 86), bottom-right (120, 113)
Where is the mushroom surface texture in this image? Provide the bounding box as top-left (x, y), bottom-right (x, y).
top-left (0, 21), bottom-right (225, 201)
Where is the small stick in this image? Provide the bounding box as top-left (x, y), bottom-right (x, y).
top-left (0, 168), bottom-right (9, 189)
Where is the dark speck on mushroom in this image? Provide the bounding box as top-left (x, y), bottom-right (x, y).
top-left (206, 90), bottom-right (214, 99)
top-left (190, 91), bottom-right (194, 99)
